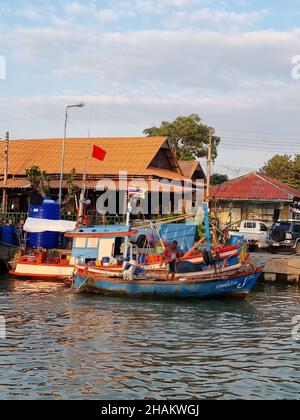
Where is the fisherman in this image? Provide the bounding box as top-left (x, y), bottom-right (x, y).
top-left (163, 240), bottom-right (181, 281)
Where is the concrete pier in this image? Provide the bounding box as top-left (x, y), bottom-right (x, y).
top-left (253, 252), bottom-right (300, 284)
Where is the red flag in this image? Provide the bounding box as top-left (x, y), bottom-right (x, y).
top-left (92, 145), bottom-right (107, 161)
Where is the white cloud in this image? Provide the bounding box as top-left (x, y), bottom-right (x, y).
top-left (17, 6), bottom-right (45, 22)
top-left (65, 1), bottom-right (91, 15)
top-left (64, 2), bottom-right (120, 23)
top-left (167, 8), bottom-right (268, 29)
top-left (97, 9), bottom-right (120, 23)
top-left (4, 26), bottom-right (299, 93)
top-left (1, 1), bottom-right (299, 170)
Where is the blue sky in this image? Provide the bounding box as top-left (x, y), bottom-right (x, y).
top-left (1, 0), bottom-right (300, 177)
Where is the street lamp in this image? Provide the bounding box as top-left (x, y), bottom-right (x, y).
top-left (58, 103), bottom-right (85, 205)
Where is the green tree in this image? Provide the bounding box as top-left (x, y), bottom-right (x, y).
top-left (294, 154), bottom-right (300, 189)
top-left (26, 166), bottom-right (50, 198)
top-left (144, 114), bottom-right (221, 161)
top-left (62, 168), bottom-right (81, 207)
top-left (211, 173), bottom-right (229, 186)
top-left (26, 166), bottom-right (81, 207)
top-left (261, 154), bottom-right (299, 189)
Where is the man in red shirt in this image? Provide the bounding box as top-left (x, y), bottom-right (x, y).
top-left (163, 240), bottom-right (181, 281)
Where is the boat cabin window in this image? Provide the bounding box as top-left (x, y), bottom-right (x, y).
top-left (87, 238), bottom-right (99, 248)
top-left (74, 238), bottom-right (87, 248)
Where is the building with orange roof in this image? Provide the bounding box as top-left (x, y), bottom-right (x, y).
top-left (0, 136), bottom-right (206, 221)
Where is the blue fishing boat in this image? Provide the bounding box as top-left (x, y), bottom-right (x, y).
top-left (67, 188), bottom-right (265, 299)
top-left (66, 213), bottom-right (264, 299)
top-left (72, 263), bottom-right (265, 299)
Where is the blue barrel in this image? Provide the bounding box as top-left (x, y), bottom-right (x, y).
top-left (0, 225), bottom-right (18, 247)
top-left (28, 198), bottom-right (60, 249)
top-left (229, 235), bottom-right (245, 245)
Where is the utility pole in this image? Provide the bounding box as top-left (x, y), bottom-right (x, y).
top-left (2, 131), bottom-right (9, 213)
top-left (206, 128), bottom-right (212, 202)
top-left (204, 128), bottom-right (213, 251)
top-left (59, 103), bottom-right (85, 206)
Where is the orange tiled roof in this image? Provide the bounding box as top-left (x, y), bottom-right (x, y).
top-left (144, 167), bottom-right (185, 180)
top-left (0, 178), bottom-right (31, 189)
top-left (178, 160), bottom-right (207, 180)
top-left (0, 137), bottom-right (183, 178)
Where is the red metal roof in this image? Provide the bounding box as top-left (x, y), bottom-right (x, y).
top-left (211, 173), bottom-right (300, 202)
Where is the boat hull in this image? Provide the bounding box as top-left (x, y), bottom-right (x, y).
top-left (9, 263), bottom-right (74, 280)
top-left (73, 268), bottom-right (263, 299)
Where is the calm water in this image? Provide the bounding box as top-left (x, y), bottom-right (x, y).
top-left (0, 277), bottom-right (299, 400)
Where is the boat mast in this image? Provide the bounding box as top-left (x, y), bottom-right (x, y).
top-left (123, 196), bottom-right (133, 259)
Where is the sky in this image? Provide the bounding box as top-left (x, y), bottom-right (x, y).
top-left (0, 0), bottom-right (300, 178)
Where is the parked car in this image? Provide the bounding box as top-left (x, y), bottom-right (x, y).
top-left (267, 220), bottom-right (300, 254)
top-left (229, 220), bottom-right (269, 249)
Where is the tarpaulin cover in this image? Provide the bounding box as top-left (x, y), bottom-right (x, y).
top-left (24, 218), bottom-right (77, 233)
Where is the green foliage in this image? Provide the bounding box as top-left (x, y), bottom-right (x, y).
top-left (211, 173), bottom-right (229, 186)
top-left (25, 165), bottom-right (50, 198)
top-left (144, 114), bottom-right (220, 161)
top-left (261, 154), bottom-right (300, 189)
top-left (196, 223), bottom-right (206, 241)
top-left (62, 168), bottom-right (81, 206)
top-left (25, 166), bottom-right (81, 207)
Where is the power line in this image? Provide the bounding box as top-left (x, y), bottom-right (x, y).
top-left (220, 144), bottom-right (299, 153)
top-left (221, 141), bottom-right (299, 149)
top-left (216, 127), bottom-right (300, 138)
top-left (0, 114), bottom-right (62, 123)
top-left (221, 137), bottom-right (299, 147)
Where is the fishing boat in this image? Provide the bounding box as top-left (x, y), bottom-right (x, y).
top-left (9, 217), bottom-right (77, 281)
top-left (67, 222), bottom-right (265, 299)
top-left (72, 261), bottom-right (265, 299)
top-left (68, 186), bottom-right (265, 298)
top-left (9, 252), bottom-right (75, 280)
top-left (64, 224), bottom-right (243, 277)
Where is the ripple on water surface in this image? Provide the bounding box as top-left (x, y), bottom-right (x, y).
top-left (0, 278), bottom-right (299, 399)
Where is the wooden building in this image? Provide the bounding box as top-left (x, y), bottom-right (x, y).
top-left (0, 137), bottom-right (206, 222)
top-left (211, 172), bottom-right (300, 227)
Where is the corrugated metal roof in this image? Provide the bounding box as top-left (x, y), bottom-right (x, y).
top-left (211, 172), bottom-right (300, 202)
top-left (0, 137), bottom-right (179, 177)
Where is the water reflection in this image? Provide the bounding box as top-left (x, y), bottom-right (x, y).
top-left (0, 277), bottom-right (299, 400)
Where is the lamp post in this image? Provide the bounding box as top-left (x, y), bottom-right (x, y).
top-left (58, 103), bottom-right (85, 205)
